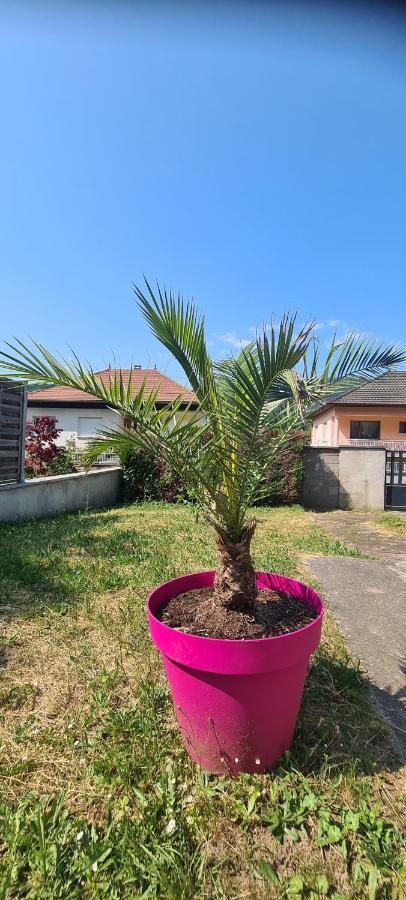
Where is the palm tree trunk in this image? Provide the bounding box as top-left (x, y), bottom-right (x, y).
top-left (213, 521), bottom-right (257, 612)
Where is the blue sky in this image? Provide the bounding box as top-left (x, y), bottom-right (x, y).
top-left (1, 1), bottom-right (405, 383)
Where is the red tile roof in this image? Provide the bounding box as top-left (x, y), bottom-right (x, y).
top-left (28, 369), bottom-right (196, 405)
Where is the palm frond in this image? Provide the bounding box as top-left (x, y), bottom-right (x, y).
top-left (300, 332), bottom-right (405, 402)
top-left (134, 278), bottom-right (218, 412)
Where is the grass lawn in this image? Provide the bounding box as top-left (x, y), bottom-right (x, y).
top-left (373, 512), bottom-right (406, 537)
top-left (0, 503), bottom-right (404, 899)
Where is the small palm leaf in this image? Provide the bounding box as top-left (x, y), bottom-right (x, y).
top-left (134, 279), bottom-right (218, 411)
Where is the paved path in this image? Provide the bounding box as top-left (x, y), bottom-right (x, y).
top-left (306, 511), bottom-right (406, 762)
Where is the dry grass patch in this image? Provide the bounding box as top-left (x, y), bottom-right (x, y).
top-left (370, 512), bottom-right (406, 537)
top-left (0, 586), bottom-right (156, 810)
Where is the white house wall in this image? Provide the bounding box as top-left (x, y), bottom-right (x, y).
top-left (27, 406), bottom-right (122, 448)
top-left (26, 406), bottom-right (193, 447)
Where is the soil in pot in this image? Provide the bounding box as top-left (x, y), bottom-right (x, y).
top-left (158, 587), bottom-right (317, 640)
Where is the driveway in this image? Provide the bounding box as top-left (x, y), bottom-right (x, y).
top-left (306, 511), bottom-right (406, 762)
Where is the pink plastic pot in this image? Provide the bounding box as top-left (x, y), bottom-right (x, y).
top-left (147, 571), bottom-right (323, 774)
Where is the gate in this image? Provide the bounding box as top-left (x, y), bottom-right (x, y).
top-left (385, 450), bottom-right (406, 510)
top-left (0, 379), bottom-right (26, 484)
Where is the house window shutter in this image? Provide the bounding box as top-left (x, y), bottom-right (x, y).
top-left (78, 417), bottom-right (103, 437)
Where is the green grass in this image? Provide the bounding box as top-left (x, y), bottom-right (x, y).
top-left (0, 503), bottom-right (404, 898)
top-left (373, 512), bottom-right (406, 537)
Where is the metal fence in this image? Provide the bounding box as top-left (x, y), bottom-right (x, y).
top-left (71, 449), bottom-right (120, 468)
top-left (0, 379), bottom-right (26, 484)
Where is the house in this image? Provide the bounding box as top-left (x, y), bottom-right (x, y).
top-left (27, 368), bottom-right (198, 450)
top-left (310, 371), bottom-right (406, 450)
top-left (304, 372), bottom-right (406, 512)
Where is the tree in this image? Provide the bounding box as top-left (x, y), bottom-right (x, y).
top-left (25, 415), bottom-right (61, 475)
top-left (2, 280), bottom-right (405, 613)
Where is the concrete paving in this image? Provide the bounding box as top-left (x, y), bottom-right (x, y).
top-left (306, 511), bottom-right (406, 762)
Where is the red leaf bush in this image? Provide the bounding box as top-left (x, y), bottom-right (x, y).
top-left (25, 416), bottom-right (61, 476)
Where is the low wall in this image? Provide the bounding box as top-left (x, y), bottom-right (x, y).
top-left (338, 448), bottom-right (385, 510)
top-left (302, 448), bottom-right (340, 510)
top-left (0, 467), bottom-right (122, 522)
top-left (302, 447), bottom-right (386, 510)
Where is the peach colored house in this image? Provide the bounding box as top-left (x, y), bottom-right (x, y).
top-left (311, 371), bottom-right (406, 450)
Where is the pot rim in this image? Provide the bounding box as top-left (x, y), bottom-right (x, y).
top-left (147, 569), bottom-right (324, 646)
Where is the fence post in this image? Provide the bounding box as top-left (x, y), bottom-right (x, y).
top-left (0, 379), bottom-right (26, 485)
top-left (18, 386), bottom-right (27, 483)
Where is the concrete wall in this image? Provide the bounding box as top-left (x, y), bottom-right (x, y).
top-left (0, 467), bottom-right (122, 522)
top-left (302, 448), bottom-right (340, 509)
top-left (338, 448), bottom-right (385, 510)
top-left (302, 447), bottom-right (386, 510)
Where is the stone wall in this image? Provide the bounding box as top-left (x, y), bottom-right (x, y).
top-left (302, 448), bottom-right (340, 509)
top-left (0, 467), bottom-right (122, 522)
top-left (302, 447), bottom-right (386, 510)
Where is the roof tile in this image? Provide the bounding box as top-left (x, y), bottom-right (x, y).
top-left (334, 371), bottom-right (406, 405)
top-left (28, 369), bottom-right (196, 405)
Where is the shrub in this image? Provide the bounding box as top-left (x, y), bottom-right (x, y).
top-left (119, 446), bottom-right (186, 503)
top-left (48, 438), bottom-right (79, 476)
top-left (25, 416), bottom-right (61, 476)
top-left (25, 419), bottom-right (78, 477)
top-left (257, 428), bottom-right (309, 505)
top-left (119, 433), bottom-right (307, 507)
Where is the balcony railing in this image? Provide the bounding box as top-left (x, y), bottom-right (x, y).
top-left (348, 439), bottom-right (406, 450)
top-left (71, 450), bottom-right (120, 468)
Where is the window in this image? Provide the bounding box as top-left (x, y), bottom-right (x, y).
top-left (399, 422), bottom-right (406, 433)
top-left (78, 417), bottom-right (102, 437)
top-left (350, 420), bottom-right (380, 440)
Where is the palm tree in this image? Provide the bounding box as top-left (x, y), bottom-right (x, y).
top-left (1, 280), bottom-right (405, 615)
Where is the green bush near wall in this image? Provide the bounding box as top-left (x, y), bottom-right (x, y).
top-left (119, 429), bottom-right (309, 506)
top-left (257, 428), bottom-right (309, 506)
top-left (119, 447), bottom-right (187, 503)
